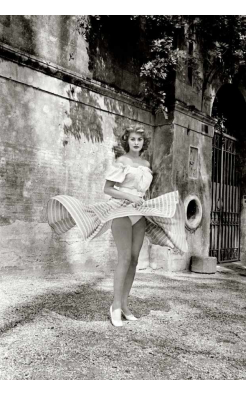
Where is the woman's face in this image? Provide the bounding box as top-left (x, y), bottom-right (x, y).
top-left (128, 132), bottom-right (144, 154)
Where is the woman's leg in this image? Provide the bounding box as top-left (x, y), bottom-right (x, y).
top-left (122, 216), bottom-right (146, 315)
top-left (111, 217), bottom-right (133, 321)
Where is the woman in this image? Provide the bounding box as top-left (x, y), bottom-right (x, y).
top-left (47, 125), bottom-right (188, 327)
top-left (104, 126), bottom-right (152, 327)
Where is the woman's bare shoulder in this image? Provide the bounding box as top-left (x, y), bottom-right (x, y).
top-left (115, 155), bottom-right (131, 165)
top-left (142, 159), bottom-right (151, 168)
top-left (116, 156), bottom-right (150, 168)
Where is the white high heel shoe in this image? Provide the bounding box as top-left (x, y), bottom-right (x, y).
top-left (109, 305), bottom-right (123, 327)
top-left (121, 309), bottom-right (138, 321)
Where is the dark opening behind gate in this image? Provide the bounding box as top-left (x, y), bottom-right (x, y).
top-left (209, 84), bottom-right (245, 263)
top-left (210, 131), bottom-right (240, 262)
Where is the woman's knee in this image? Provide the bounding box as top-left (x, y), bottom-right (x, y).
top-left (118, 253), bottom-right (132, 266)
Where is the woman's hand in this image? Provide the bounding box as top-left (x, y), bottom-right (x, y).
top-left (127, 195), bottom-right (143, 205)
top-left (104, 180), bottom-right (143, 204)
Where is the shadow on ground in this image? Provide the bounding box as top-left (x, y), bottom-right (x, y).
top-left (217, 262), bottom-right (246, 277)
top-left (1, 278), bottom-right (171, 335)
top-left (0, 269), bottom-right (246, 379)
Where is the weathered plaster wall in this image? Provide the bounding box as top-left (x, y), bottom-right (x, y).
top-left (175, 77), bottom-right (202, 112)
top-left (0, 15), bottom-right (158, 272)
top-left (175, 40), bottom-right (212, 117)
top-left (0, 57), bottom-right (154, 271)
top-left (0, 15), bottom-right (220, 273)
top-left (172, 108), bottom-right (213, 262)
top-left (150, 104), bottom-right (214, 271)
top-left (0, 15), bottom-right (146, 100)
top-left (150, 122), bottom-right (174, 198)
top-left (173, 51), bottom-right (214, 265)
top-left (0, 15), bottom-right (90, 78)
top-left (85, 16), bottom-right (146, 97)
top-left (175, 76), bottom-right (213, 118)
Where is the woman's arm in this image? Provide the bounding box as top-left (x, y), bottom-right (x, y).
top-left (103, 180), bottom-right (143, 204)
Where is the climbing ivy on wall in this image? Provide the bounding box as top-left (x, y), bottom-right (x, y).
top-left (77, 15), bottom-right (246, 113)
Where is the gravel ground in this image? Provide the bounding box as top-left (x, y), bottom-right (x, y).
top-left (0, 263), bottom-right (246, 380)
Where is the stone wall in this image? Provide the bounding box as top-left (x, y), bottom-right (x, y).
top-left (1, 15), bottom-right (231, 273)
top-left (0, 15), bottom-right (90, 78)
top-left (172, 104), bottom-right (214, 266)
top-left (0, 15), bottom-right (155, 272)
top-left (150, 103), bottom-right (214, 270)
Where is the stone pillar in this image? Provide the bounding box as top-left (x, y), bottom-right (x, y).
top-left (150, 102), bottom-right (215, 272)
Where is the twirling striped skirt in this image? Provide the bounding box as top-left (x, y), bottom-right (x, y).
top-left (47, 191), bottom-right (188, 253)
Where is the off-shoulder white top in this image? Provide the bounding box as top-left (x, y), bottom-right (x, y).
top-left (105, 163), bottom-right (153, 196)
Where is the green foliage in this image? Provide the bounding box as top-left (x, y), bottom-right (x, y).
top-left (76, 15), bottom-right (246, 112)
top-left (196, 16), bottom-right (246, 76)
top-left (196, 15), bottom-right (246, 107)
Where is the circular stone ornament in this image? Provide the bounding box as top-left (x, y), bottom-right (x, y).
top-left (184, 195), bottom-right (203, 231)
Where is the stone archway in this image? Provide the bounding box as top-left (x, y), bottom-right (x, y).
top-left (209, 84), bottom-right (246, 263)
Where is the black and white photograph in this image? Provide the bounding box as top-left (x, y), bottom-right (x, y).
top-left (0, 1), bottom-right (246, 384)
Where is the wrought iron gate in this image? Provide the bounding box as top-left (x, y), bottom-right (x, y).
top-left (209, 131), bottom-right (241, 262)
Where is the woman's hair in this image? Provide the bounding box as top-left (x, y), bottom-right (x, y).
top-left (120, 124), bottom-right (150, 155)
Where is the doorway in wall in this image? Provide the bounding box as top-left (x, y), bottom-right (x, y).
top-left (209, 84), bottom-right (245, 263)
